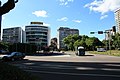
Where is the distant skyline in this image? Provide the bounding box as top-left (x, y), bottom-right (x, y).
top-left (1, 0), bottom-right (120, 40)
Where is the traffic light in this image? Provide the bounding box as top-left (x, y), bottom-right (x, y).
top-left (112, 26), bottom-right (116, 32)
top-left (98, 31), bottom-right (103, 34)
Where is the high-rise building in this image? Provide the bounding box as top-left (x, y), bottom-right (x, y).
top-left (25, 22), bottom-right (50, 48)
top-left (115, 8), bottom-right (120, 33)
top-left (57, 27), bottom-right (79, 49)
top-left (2, 27), bottom-right (24, 43)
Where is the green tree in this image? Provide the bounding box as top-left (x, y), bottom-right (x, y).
top-left (63, 34), bottom-right (102, 51)
top-left (74, 40), bottom-right (80, 47)
top-left (85, 37), bottom-right (100, 50)
top-left (85, 38), bottom-right (94, 50)
top-left (82, 35), bottom-right (89, 41)
top-left (102, 39), bottom-right (109, 50)
top-left (63, 34), bottom-right (78, 50)
top-left (73, 35), bottom-right (88, 49)
top-left (0, 42), bottom-right (10, 51)
top-left (112, 33), bottom-right (120, 49)
top-left (72, 34), bottom-right (79, 41)
top-left (63, 35), bottom-right (73, 44)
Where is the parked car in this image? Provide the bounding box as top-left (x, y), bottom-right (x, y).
top-left (97, 48), bottom-right (106, 52)
top-left (2, 52), bottom-right (25, 61)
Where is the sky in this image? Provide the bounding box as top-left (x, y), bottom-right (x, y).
top-left (1, 0), bottom-right (120, 40)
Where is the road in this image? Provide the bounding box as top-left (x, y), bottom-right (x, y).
top-left (9, 52), bottom-right (120, 80)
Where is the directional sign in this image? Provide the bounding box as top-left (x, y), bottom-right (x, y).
top-left (90, 32), bottom-right (95, 34)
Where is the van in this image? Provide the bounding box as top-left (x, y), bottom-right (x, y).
top-left (75, 46), bottom-right (85, 56)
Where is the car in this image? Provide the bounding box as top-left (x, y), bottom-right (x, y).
top-left (97, 48), bottom-right (106, 52)
top-left (2, 52), bottom-right (25, 61)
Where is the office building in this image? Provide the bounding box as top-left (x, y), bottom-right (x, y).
top-left (115, 8), bottom-right (120, 33)
top-left (25, 22), bottom-right (50, 47)
top-left (57, 27), bottom-right (79, 49)
top-left (2, 27), bottom-right (24, 43)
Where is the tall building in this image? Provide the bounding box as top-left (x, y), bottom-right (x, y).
top-left (25, 22), bottom-right (50, 48)
top-left (105, 30), bottom-right (112, 40)
top-left (115, 8), bottom-right (120, 33)
top-left (2, 27), bottom-right (24, 43)
top-left (57, 27), bottom-right (79, 49)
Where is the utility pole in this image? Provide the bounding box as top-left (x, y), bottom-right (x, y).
top-left (108, 30), bottom-right (111, 54)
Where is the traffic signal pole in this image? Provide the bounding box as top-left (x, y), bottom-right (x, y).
top-left (90, 30), bottom-right (111, 54)
top-left (108, 30), bottom-right (111, 54)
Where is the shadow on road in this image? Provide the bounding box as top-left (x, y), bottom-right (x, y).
top-left (8, 59), bottom-right (120, 80)
top-left (27, 52), bottom-right (66, 56)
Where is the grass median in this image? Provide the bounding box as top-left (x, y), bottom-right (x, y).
top-left (89, 50), bottom-right (120, 56)
top-left (0, 62), bottom-right (39, 80)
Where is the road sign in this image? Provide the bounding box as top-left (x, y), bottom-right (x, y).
top-left (90, 32), bottom-right (95, 34)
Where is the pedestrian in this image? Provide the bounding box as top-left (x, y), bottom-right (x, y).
top-left (0, 0), bottom-right (18, 40)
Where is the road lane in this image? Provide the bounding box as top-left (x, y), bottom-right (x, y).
top-left (8, 52), bottom-right (120, 80)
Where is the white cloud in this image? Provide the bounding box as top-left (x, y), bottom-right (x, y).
top-left (43, 23), bottom-right (50, 26)
top-left (32, 10), bottom-right (48, 17)
top-left (57, 17), bottom-right (68, 21)
top-left (84, 0), bottom-right (120, 19)
top-left (100, 15), bottom-right (108, 20)
top-left (85, 0), bottom-right (120, 14)
top-left (59, 0), bottom-right (74, 6)
top-left (73, 20), bottom-right (81, 23)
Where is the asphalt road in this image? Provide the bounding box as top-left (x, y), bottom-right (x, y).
top-left (8, 52), bottom-right (120, 80)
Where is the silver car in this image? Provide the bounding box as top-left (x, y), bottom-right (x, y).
top-left (2, 52), bottom-right (25, 61)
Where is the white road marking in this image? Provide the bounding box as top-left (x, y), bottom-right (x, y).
top-left (52, 55), bottom-right (71, 57)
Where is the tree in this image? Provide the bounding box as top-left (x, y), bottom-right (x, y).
top-left (0, 42), bottom-right (10, 50)
top-left (102, 39), bottom-right (109, 50)
top-left (63, 34), bottom-right (102, 51)
top-left (85, 37), bottom-right (102, 50)
top-left (82, 35), bottom-right (89, 41)
top-left (112, 33), bottom-right (120, 49)
top-left (74, 40), bottom-right (86, 47)
top-left (49, 38), bottom-right (58, 51)
top-left (85, 38), bottom-right (95, 50)
top-left (72, 34), bottom-right (79, 41)
top-left (63, 34), bottom-right (75, 50)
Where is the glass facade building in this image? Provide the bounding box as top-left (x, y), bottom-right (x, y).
top-left (2, 27), bottom-right (24, 43)
top-left (25, 22), bottom-right (50, 47)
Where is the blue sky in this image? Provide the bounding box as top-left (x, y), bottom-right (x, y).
top-left (1, 0), bottom-right (120, 40)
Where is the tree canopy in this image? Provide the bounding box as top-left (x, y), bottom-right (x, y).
top-left (63, 34), bottom-right (103, 51)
